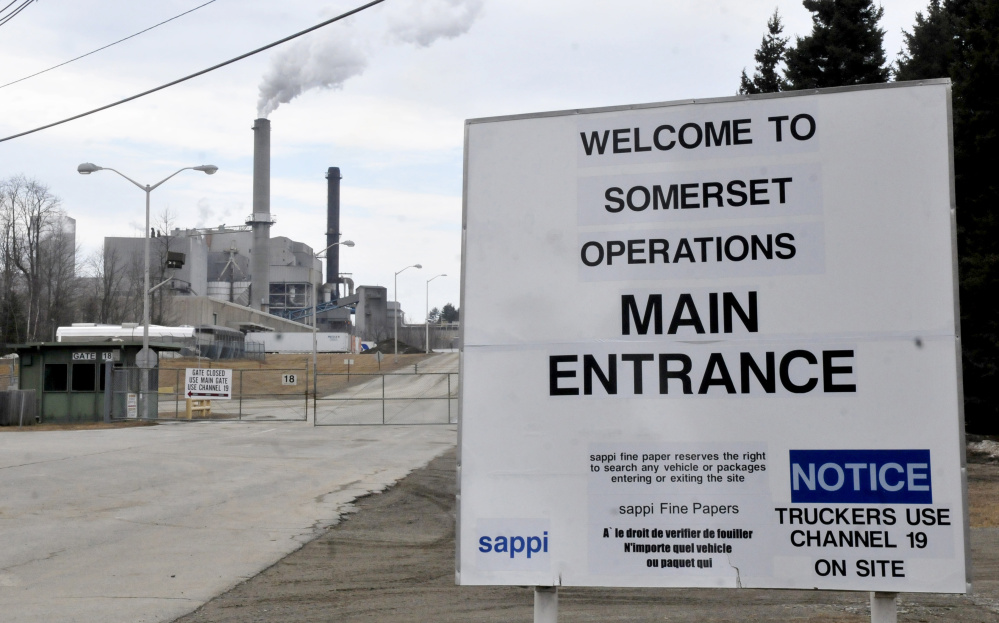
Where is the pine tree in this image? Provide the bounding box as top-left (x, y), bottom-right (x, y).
top-left (896, 0), bottom-right (999, 432)
top-left (784, 0), bottom-right (891, 88)
top-left (895, 0), bottom-right (961, 80)
top-left (739, 9), bottom-right (790, 94)
top-left (950, 0), bottom-right (999, 433)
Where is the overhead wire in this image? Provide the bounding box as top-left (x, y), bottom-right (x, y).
top-left (0, 0), bottom-right (218, 90)
top-left (0, 0), bottom-right (35, 28)
top-left (0, 0), bottom-right (386, 144)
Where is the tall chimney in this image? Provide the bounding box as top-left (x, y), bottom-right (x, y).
top-left (249, 118), bottom-right (272, 311)
top-left (326, 167), bottom-right (341, 299)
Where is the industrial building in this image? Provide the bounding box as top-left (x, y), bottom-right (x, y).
top-left (98, 118), bottom-right (398, 345)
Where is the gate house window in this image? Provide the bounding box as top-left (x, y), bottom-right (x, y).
top-left (44, 364), bottom-right (68, 391)
top-left (72, 363), bottom-right (97, 391)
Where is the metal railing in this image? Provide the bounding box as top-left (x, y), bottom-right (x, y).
top-left (313, 370), bottom-right (458, 426)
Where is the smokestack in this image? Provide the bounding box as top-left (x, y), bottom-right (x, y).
top-left (249, 118), bottom-right (272, 311)
top-left (326, 167), bottom-right (341, 299)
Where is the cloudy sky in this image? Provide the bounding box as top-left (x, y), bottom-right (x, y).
top-left (0, 0), bottom-right (931, 322)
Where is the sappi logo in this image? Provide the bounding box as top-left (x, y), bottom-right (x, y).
top-left (475, 519), bottom-right (550, 570)
top-left (478, 531), bottom-right (549, 559)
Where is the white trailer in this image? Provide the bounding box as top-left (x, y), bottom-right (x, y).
top-left (251, 332), bottom-right (353, 353)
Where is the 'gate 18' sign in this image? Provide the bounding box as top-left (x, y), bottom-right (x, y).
top-left (185, 368), bottom-right (232, 400)
top-left (458, 81), bottom-right (968, 594)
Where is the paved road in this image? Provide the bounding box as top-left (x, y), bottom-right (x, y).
top-left (315, 353), bottom-right (460, 425)
top-left (0, 419), bottom-right (456, 623)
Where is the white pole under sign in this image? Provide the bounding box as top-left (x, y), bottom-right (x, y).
top-left (533, 587), bottom-right (557, 623)
top-left (870, 592), bottom-right (897, 623)
top-left (458, 80), bottom-right (968, 608)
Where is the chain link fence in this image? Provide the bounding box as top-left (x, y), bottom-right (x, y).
top-left (106, 355), bottom-right (459, 425)
top-left (314, 370), bottom-right (458, 426)
top-left (110, 367), bottom-right (308, 421)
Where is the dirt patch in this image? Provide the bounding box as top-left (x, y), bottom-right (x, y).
top-left (154, 352), bottom-right (440, 402)
top-left (969, 462), bottom-right (999, 528)
top-left (173, 453), bottom-right (999, 623)
top-left (0, 420), bottom-right (157, 432)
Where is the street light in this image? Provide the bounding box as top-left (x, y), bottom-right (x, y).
top-left (394, 263), bottom-right (422, 361)
top-left (78, 162), bottom-right (217, 419)
top-left (425, 274), bottom-right (446, 354)
top-left (312, 240), bottom-right (354, 372)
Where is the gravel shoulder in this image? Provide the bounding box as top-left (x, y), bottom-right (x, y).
top-left (173, 452), bottom-right (999, 623)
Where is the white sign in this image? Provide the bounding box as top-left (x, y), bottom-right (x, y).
top-left (184, 368), bottom-right (232, 400)
top-left (72, 352), bottom-right (96, 361)
top-left (282, 373), bottom-right (298, 386)
top-left (458, 82), bottom-right (967, 594)
top-left (126, 393), bottom-right (137, 419)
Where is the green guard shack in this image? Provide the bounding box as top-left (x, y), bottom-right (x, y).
top-left (8, 342), bottom-right (179, 424)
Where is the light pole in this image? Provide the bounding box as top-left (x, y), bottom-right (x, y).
top-left (312, 240), bottom-right (354, 372)
top-left (394, 263), bottom-right (422, 361)
top-left (425, 274), bottom-right (446, 354)
top-left (78, 162), bottom-right (217, 419)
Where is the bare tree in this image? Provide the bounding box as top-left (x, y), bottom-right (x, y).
top-left (122, 251), bottom-right (147, 325)
top-left (38, 214), bottom-right (79, 340)
top-left (150, 207), bottom-right (178, 325)
top-left (3, 176), bottom-right (67, 341)
top-left (0, 179), bottom-right (23, 346)
top-left (79, 245), bottom-right (130, 324)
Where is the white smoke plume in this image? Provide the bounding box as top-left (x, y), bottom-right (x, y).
top-left (257, 34), bottom-right (368, 118)
top-left (387, 0), bottom-right (484, 47)
top-left (257, 0), bottom-right (484, 118)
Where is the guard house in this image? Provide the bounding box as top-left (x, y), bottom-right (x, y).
top-left (7, 342), bottom-right (179, 423)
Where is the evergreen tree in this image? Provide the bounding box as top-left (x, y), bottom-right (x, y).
top-left (897, 0), bottom-right (999, 432)
top-left (440, 303), bottom-right (459, 323)
top-left (895, 0), bottom-right (960, 80)
top-left (784, 0), bottom-right (891, 88)
top-left (739, 9), bottom-right (790, 94)
top-left (951, 0), bottom-right (999, 433)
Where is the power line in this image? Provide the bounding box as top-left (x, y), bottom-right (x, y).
top-left (0, 0), bottom-right (218, 90)
top-left (0, 0), bottom-right (31, 21)
top-left (0, 0), bottom-right (35, 28)
top-left (0, 0), bottom-right (386, 144)
top-left (0, 0), bottom-right (22, 15)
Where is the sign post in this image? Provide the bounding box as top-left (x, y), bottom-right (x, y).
top-left (458, 81), bottom-right (968, 607)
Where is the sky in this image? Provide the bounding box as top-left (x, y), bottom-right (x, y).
top-left (0, 0), bottom-right (932, 323)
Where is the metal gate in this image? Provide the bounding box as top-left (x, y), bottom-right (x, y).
top-left (313, 370), bottom-right (458, 426)
top-left (110, 367), bottom-right (308, 421)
